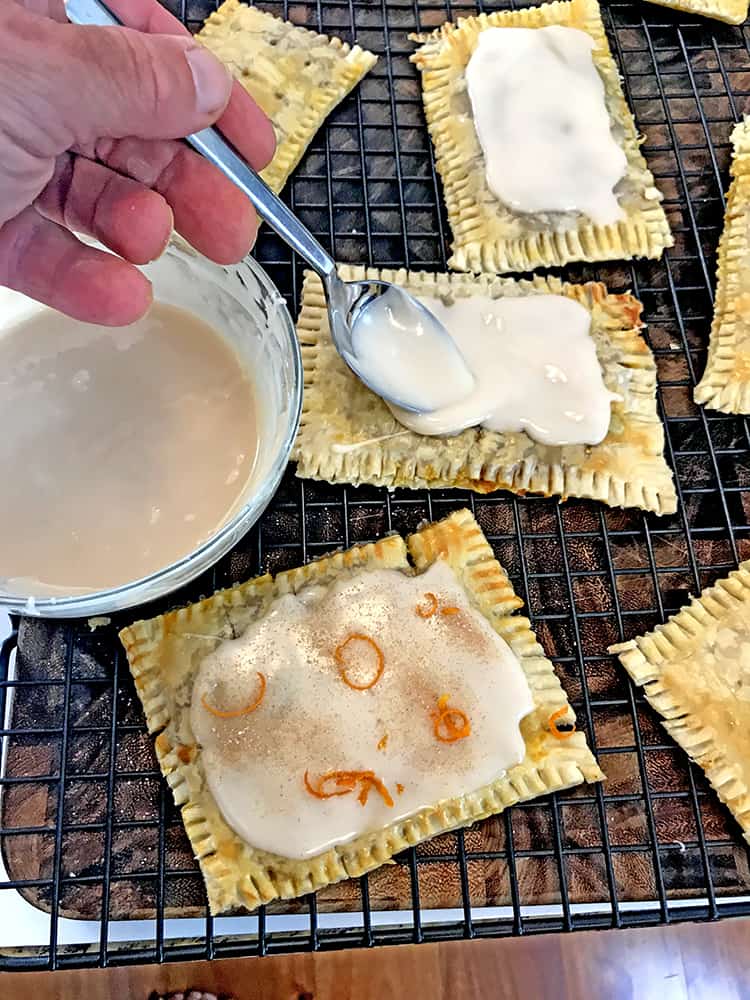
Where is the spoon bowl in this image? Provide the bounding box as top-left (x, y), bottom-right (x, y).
top-left (328, 278), bottom-right (476, 413)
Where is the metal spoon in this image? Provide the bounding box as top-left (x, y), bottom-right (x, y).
top-left (65, 0), bottom-right (475, 413)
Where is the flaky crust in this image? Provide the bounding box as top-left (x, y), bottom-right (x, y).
top-left (198, 0), bottom-right (376, 193)
top-left (641, 0), bottom-right (748, 24)
top-left (695, 118), bottom-right (750, 412)
top-left (611, 562), bottom-right (750, 844)
top-left (120, 510), bottom-right (603, 915)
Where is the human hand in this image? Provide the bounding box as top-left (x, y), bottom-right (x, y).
top-left (0, 0), bottom-right (276, 324)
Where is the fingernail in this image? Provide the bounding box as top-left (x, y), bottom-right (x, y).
top-left (151, 207), bottom-right (175, 263)
top-left (185, 47), bottom-right (232, 115)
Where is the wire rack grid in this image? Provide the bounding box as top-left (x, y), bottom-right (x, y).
top-left (2, 0), bottom-right (750, 972)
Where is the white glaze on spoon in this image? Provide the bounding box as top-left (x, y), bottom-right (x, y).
top-left (349, 286), bottom-right (476, 412)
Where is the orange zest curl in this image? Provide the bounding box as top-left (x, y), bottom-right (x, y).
top-left (201, 672), bottom-right (266, 719)
top-left (432, 693), bottom-right (471, 743)
top-left (357, 773), bottom-right (394, 808)
top-left (548, 705), bottom-right (576, 740)
top-left (377, 733), bottom-right (389, 751)
top-left (416, 593), bottom-right (461, 619)
top-left (304, 769), bottom-right (355, 799)
top-left (334, 633), bottom-right (385, 690)
top-left (304, 769), bottom-right (394, 808)
top-left (415, 592), bottom-right (439, 618)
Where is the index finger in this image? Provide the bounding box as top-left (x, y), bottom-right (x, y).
top-left (104, 0), bottom-right (276, 171)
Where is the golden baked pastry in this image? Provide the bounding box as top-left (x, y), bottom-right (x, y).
top-left (410, 0), bottom-right (672, 274)
top-left (120, 509), bottom-right (603, 915)
top-left (695, 118), bottom-right (750, 413)
top-left (293, 265), bottom-right (677, 515)
top-left (197, 0), bottom-right (377, 193)
top-left (642, 0), bottom-right (747, 23)
top-left (611, 562), bottom-right (750, 844)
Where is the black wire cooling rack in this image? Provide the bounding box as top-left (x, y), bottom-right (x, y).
top-left (2, 0), bottom-right (750, 973)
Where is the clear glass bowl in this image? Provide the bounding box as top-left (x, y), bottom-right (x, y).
top-left (0, 240), bottom-right (302, 618)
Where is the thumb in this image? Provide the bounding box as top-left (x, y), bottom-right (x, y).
top-left (60, 24), bottom-right (234, 144)
top-left (4, 7), bottom-right (233, 152)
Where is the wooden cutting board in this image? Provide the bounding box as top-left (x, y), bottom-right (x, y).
top-left (3, 603), bottom-right (748, 922)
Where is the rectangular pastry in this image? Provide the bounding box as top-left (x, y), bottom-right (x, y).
top-left (293, 266), bottom-right (677, 515)
top-left (410, 0), bottom-right (672, 273)
top-left (120, 509), bottom-right (603, 915)
top-left (641, 0), bottom-right (748, 23)
top-left (694, 118), bottom-right (750, 414)
top-left (611, 562), bottom-right (750, 844)
top-left (198, 0), bottom-right (377, 193)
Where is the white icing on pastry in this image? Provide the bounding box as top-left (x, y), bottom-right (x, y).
top-left (465, 26), bottom-right (628, 225)
top-left (387, 294), bottom-right (619, 445)
top-left (331, 431), bottom-right (411, 453)
top-left (190, 560), bottom-right (534, 860)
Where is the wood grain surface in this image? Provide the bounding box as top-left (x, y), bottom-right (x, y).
top-left (5, 601), bottom-right (750, 922)
top-left (4, 918), bottom-right (750, 1000)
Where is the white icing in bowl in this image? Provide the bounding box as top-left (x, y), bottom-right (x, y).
top-left (0, 239), bottom-right (302, 618)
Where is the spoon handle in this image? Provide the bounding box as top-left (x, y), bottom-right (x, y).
top-left (187, 129), bottom-right (337, 279)
top-left (65, 0), bottom-right (338, 281)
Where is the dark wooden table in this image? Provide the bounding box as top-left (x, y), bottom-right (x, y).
top-left (5, 918), bottom-right (749, 999)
